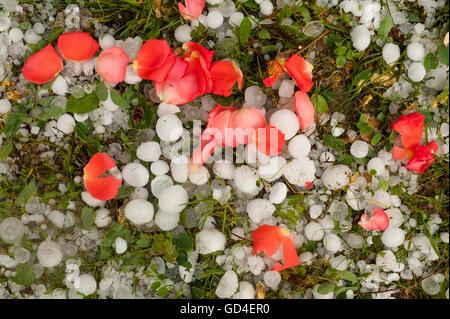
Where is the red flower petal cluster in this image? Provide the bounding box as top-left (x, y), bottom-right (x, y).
top-left (189, 105), bottom-right (285, 171)
top-left (392, 112), bottom-right (438, 174)
top-left (83, 153), bottom-right (122, 201)
top-left (263, 54), bottom-right (315, 131)
top-left (133, 40), bottom-right (243, 105)
top-left (178, 0), bottom-right (204, 21)
top-left (252, 225), bottom-right (300, 271)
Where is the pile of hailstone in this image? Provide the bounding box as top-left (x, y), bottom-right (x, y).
top-left (0, 0), bottom-right (449, 300)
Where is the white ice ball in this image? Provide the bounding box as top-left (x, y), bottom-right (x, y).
top-left (150, 160), bottom-right (170, 176)
top-left (351, 24), bottom-right (371, 51)
top-left (124, 199), bottom-right (154, 225)
top-left (37, 240), bottom-right (63, 268)
top-left (95, 208), bottom-right (112, 227)
top-left (57, 114), bottom-right (76, 134)
top-left (247, 199), bottom-right (276, 224)
top-left (233, 165), bottom-right (260, 194)
top-left (288, 134), bottom-right (311, 158)
top-left (156, 114), bottom-right (183, 142)
top-left (189, 165), bottom-right (210, 185)
top-left (323, 233), bottom-right (342, 253)
top-left (151, 175), bottom-right (174, 198)
top-left (213, 160), bottom-right (235, 179)
top-left (0, 99), bottom-right (12, 114)
top-left (304, 222), bottom-right (324, 241)
top-left (215, 270), bottom-right (239, 298)
top-left (174, 24), bottom-right (192, 43)
top-left (75, 274), bottom-right (97, 296)
top-left (382, 43), bottom-right (400, 65)
top-left (270, 109), bottom-right (299, 140)
top-left (122, 162), bottom-right (150, 187)
top-left (51, 75), bottom-right (68, 96)
top-left (113, 237), bottom-right (127, 254)
top-left (229, 12), bottom-right (244, 27)
top-left (260, 0), bottom-right (274, 16)
top-left (158, 185), bottom-right (188, 214)
top-left (196, 228), bottom-right (226, 254)
top-left (99, 34), bottom-right (115, 50)
top-left (350, 140), bottom-right (368, 158)
top-left (367, 157), bottom-right (385, 176)
top-left (206, 11), bottom-right (224, 29)
top-left (381, 227), bottom-right (405, 248)
top-left (154, 210), bottom-right (180, 231)
top-left (269, 182), bottom-right (287, 204)
top-left (408, 62), bottom-right (426, 82)
top-left (406, 42), bottom-right (425, 61)
top-left (321, 165), bottom-right (352, 190)
top-left (136, 141), bottom-right (161, 162)
top-left (124, 64), bottom-right (142, 84)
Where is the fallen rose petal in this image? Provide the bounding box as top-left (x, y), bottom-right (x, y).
top-left (358, 207), bottom-right (390, 230)
top-left (96, 47), bottom-right (130, 83)
top-left (392, 112), bottom-right (425, 159)
top-left (178, 0), bottom-right (205, 22)
top-left (406, 141), bottom-right (438, 174)
top-left (183, 41), bottom-right (214, 69)
top-left (22, 44), bottom-right (63, 84)
top-left (83, 152), bottom-right (122, 201)
top-left (270, 234), bottom-right (300, 271)
top-left (252, 225), bottom-right (290, 258)
top-left (294, 91), bottom-right (315, 131)
top-left (210, 60), bottom-right (243, 97)
top-left (155, 70), bottom-right (205, 105)
top-left (58, 31), bottom-right (99, 62)
top-left (285, 55), bottom-right (314, 93)
top-left (133, 39), bottom-right (175, 81)
top-left (253, 126), bottom-right (286, 156)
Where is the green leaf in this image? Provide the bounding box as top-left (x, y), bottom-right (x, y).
top-left (192, 286), bottom-right (203, 299)
top-left (324, 134), bottom-right (346, 152)
top-left (136, 233), bottom-right (151, 248)
top-left (95, 82), bottom-right (108, 101)
top-left (317, 282), bottom-right (336, 295)
top-left (110, 88), bottom-right (131, 109)
top-left (239, 17), bottom-right (252, 44)
top-left (311, 94), bottom-right (329, 113)
top-left (114, 185), bottom-right (135, 200)
top-left (261, 45), bottom-right (279, 54)
top-left (211, 94), bottom-right (234, 106)
top-left (337, 153), bottom-right (353, 166)
top-left (258, 28), bottom-right (271, 39)
top-left (3, 117), bottom-right (22, 139)
top-left (18, 21), bottom-right (32, 32)
top-left (151, 281), bottom-right (161, 290)
top-left (298, 5), bottom-right (311, 23)
top-left (438, 44), bottom-right (449, 66)
top-left (370, 132), bottom-right (382, 145)
top-left (406, 11), bottom-right (421, 23)
top-left (81, 207), bottom-right (96, 229)
top-left (38, 106), bottom-right (64, 122)
top-left (378, 15), bottom-right (393, 40)
top-left (16, 178), bottom-right (37, 206)
top-left (48, 27), bottom-right (65, 43)
top-left (10, 263), bottom-right (36, 286)
top-left (335, 55), bottom-right (347, 68)
top-left (174, 233), bottom-right (194, 251)
top-left (151, 233), bottom-right (178, 263)
top-left (357, 114), bottom-right (373, 135)
top-left (0, 141), bottom-right (13, 160)
top-left (424, 53), bottom-right (439, 71)
top-left (333, 47), bottom-right (347, 56)
top-left (378, 180), bottom-right (389, 192)
top-left (336, 270), bottom-right (358, 282)
top-left (353, 69), bottom-right (372, 85)
top-left (66, 92), bottom-right (99, 114)
top-left (326, 34), bottom-right (341, 48)
top-left (156, 286), bottom-right (169, 297)
top-left (334, 286), bottom-right (357, 297)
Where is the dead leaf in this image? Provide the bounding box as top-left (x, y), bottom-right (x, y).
top-left (132, 104), bottom-right (145, 127)
top-left (153, 0), bottom-right (162, 18)
top-left (364, 113), bottom-right (380, 128)
top-left (255, 281), bottom-right (266, 299)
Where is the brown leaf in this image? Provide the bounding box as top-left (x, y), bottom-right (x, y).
top-left (132, 104), bottom-right (145, 127)
top-left (388, 28), bottom-right (405, 44)
top-left (360, 133), bottom-right (372, 142)
top-left (255, 281), bottom-right (266, 299)
top-left (364, 113), bottom-right (380, 128)
top-left (152, 0), bottom-right (162, 18)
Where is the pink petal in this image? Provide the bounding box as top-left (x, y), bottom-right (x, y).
top-left (96, 47), bottom-right (129, 83)
top-left (358, 207), bottom-right (390, 231)
top-left (294, 91), bottom-right (315, 131)
top-left (178, 0), bottom-right (205, 22)
top-left (22, 44), bottom-right (63, 84)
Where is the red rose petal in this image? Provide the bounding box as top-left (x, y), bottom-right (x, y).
top-left (358, 207), bottom-right (390, 231)
top-left (392, 112), bottom-right (425, 158)
top-left (285, 55), bottom-right (314, 93)
top-left (155, 70), bottom-right (205, 105)
top-left (183, 41), bottom-right (215, 69)
top-left (405, 142), bottom-right (437, 174)
top-left (58, 31), bottom-right (99, 62)
top-left (84, 152), bottom-right (117, 178)
top-left (133, 39), bottom-right (175, 81)
top-left (253, 126), bottom-right (286, 156)
top-left (270, 235), bottom-right (300, 271)
top-left (84, 175), bottom-right (122, 201)
top-left (252, 225), bottom-right (289, 258)
top-left (22, 44), bottom-right (63, 84)
top-left (178, 0), bottom-right (205, 22)
top-left (96, 47), bottom-right (130, 83)
top-left (210, 60), bottom-right (243, 97)
top-left (294, 91), bottom-right (315, 131)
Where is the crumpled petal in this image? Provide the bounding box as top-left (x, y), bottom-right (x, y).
top-left (210, 60), bottom-right (243, 97)
top-left (133, 39), bottom-right (175, 81)
top-left (253, 126), bottom-right (286, 156)
top-left (155, 69), bottom-right (205, 105)
top-left (406, 141), bottom-right (438, 174)
top-left (182, 41), bottom-right (214, 69)
top-left (96, 47), bottom-right (130, 83)
top-left (22, 44), bottom-right (63, 84)
top-left (392, 112), bottom-right (425, 160)
top-left (83, 153), bottom-right (122, 201)
top-left (358, 207), bottom-right (390, 230)
top-left (271, 234), bottom-right (300, 271)
top-left (178, 0), bottom-right (205, 22)
top-left (285, 55), bottom-right (314, 93)
top-left (294, 91), bottom-right (315, 131)
top-left (252, 225), bottom-right (290, 258)
top-left (58, 31), bottom-right (99, 62)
